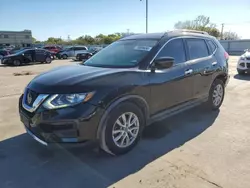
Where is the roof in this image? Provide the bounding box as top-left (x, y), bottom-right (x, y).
top-left (167, 29), bottom-right (215, 39)
top-left (120, 32), bottom-right (166, 40)
top-left (120, 30), bottom-right (214, 41)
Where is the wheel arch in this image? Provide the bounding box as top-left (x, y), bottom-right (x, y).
top-left (96, 95), bottom-right (149, 140)
top-left (214, 73), bottom-right (228, 86)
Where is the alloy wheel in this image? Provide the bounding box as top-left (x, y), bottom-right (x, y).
top-left (212, 84), bottom-right (223, 107)
top-left (112, 112), bottom-right (140, 148)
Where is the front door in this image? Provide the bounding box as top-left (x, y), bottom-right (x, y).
top-left (23, 49), bottom-right (35, 63)
top-left (148, 38), bottom-right (195, 115)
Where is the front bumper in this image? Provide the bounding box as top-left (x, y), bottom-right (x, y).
top-left (1, 58), bottom-right (12, 64)
top-left (237, 59), bottom-right (250, 70)
top-left (19, 95), bottom-right (103, 145)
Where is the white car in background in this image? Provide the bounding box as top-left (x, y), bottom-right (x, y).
top-left (237, 49), bottom-right (250, 75)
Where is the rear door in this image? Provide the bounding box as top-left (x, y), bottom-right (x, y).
top-left (35, 49), bottom-right (46, 62)
top-left (184, 38), bottom-right (217, 99)
top-left (149, 38), bottom-right (195, 114)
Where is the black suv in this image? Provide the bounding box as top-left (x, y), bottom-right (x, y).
top-left (19, 30), bottom-right (229, 155)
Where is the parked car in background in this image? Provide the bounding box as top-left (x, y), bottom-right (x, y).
top-left (237, 49), bottom-right (250, 74)
top-left (0, 49), bottom-right (10, 60)
top-left (19, 30), bottom-right (229, 156)
top-left (75, 48), bottom-right (102, 61)
top-left (58, 46), bottom-right (88, 59)
top-left (43, 45), bottom-right (62, 54)
top-left (1, 48), bottom-right (53, 66)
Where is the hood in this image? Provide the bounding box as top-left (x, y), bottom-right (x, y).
top-left (244, 52), bottom-right (250, 58)
top-left (4, 53), bottom-right (20, 58)
top-left (28, 64), bottom-right (137, 94)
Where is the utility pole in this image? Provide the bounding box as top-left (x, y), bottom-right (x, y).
top-left (127, 29), bottom-right (130, 35)
top-left (140, 0), bottom-right (148, 33)
top-left (221, 23), bottom-right (224, 40)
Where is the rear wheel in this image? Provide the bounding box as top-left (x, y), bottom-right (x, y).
top-left (206, 79), bottom-right (225, 110)
top-left (99, 102), bottom-right (144, 156)
top-left (45, 57), bottom-right (52, 64)
top-left (13, 59), bottom-right (21, 66)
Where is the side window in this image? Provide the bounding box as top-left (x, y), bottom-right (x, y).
top-left (24, 50), bottom-right (32, 55)
top-left (36, 49), bottom-right (44, 54)
top-left (156, 39), bottom-right (186, 64)
top-left (207, 40), bottom-right (217, 54)
top-left (186, 39), bottom-right (209, 60)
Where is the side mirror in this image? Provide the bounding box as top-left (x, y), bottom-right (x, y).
top-left (152, 57), bottom-right (174, 71)
top-left (244, 49), bottom-right (248, 52)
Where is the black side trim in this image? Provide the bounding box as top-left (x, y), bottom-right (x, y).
top-left (148, 97), bottom-right (208, 125)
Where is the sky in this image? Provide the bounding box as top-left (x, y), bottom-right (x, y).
top-left (0, 0), bottom-right (250, 40)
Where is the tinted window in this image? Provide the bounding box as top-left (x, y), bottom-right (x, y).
top-left (75, 47), bottom-right (87, 51)
top-left (186, 39), bottom-right (209, 59)
top-left (36, 49), bottom-right (45, 53)
top-left (157, 39), bottom-right (186, 64)
top-left (207, 40), bottom-right (217, 54)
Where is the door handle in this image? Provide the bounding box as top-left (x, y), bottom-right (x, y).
top-left (212, 62), bottom-right (217, 66)
top-left (185, 69), bottom-right (193, 75)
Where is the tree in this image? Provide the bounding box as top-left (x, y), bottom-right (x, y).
top-left (223, 31), bottom-right (240, 40)
top-left (46, 37), bottom-right (63, 44)
top-left (32, 37), bottom-right (36, 43)
top-left (174, 15), bottom-right (220, 38)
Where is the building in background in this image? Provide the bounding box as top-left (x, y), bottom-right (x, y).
top-left (0, 30), bottom-right (32, 48)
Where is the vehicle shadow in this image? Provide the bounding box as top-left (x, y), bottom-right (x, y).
top-left (0, 106), bottom-right (219, 188)
top-left (234, 74), bottom-right (250, 81)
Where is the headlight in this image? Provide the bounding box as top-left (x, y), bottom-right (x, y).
top-left (240, 56), bottom-right (246, 60)
top-left (43, 92), bottom-right (95, 109)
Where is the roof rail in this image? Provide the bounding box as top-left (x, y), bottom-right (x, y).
top-left (173, 29), bottom-right (209, 35)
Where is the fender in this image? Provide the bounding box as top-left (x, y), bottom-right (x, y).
top-left (96, 94), bottom-right (149, 139)
top-left (96, 94), bottom-right (149, 155)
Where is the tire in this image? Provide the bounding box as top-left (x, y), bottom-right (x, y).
top-left (45, 57), bottom-right (52, 64)
top-left (237, 70), bottom-right (245, 75)
top-left (99, 102), bottom-right (145, 156)
top-left (205, 79), bottom-right (225, 110)
top-left (62, 54), bottom-right (68, 59)
top-left (13, 59), bottom-right (21, 66)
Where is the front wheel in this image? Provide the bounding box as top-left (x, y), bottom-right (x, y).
top-left (99, 102), bottom-right (144, 156)
top-left (206, 79), bottom-right (225, 110)
top-left (62, 54), bottom-right (68, 59)
top-left (237, 70), bottom-right (245, 75)
top-left (13, 59), bottom-right (21, 66)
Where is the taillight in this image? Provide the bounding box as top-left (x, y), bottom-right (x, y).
top-left (224, 52), bottom-right (229, 60)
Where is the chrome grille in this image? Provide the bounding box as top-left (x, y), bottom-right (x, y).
top-left (22, 89), bottom-right (49, 113)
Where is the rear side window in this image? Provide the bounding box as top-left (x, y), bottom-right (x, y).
top-left (157, 38), bottom-right (186, 64)
top-left (186, 39), bottom-right (209, 60)
top-left (207, 40), bottom-right (217, 54)
top-left (75, 47), bottom-right (87, 51)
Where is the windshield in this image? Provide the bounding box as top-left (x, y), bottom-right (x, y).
top-left (83, 39), bottom-right (158, 68)
top-left (14, 49), bottom-right (29, 55)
